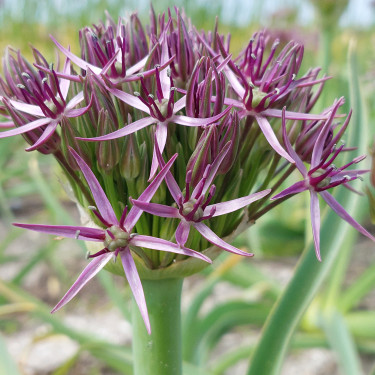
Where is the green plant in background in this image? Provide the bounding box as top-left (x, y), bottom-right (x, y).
top-left (1, 2), bottom-right (375, 375)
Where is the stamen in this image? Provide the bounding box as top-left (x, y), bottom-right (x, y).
top-left (119, 205), bottom-right (128, 228)
top-left (75, 230), bottom-right (81, 240)
top-left (107, 229), bottom-right (115, 239)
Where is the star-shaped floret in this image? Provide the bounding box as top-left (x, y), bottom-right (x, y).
top-left (14, 148), bottom-right (211, 333)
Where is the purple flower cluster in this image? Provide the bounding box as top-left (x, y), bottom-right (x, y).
top-left (0, 7), bottom-right (373, 333)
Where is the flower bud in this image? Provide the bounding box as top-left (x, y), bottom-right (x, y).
top-left (217, 113), bottom-right (239, 174)
top-left (96, 109), bottom-right (120, 174)
top-left (186, 126), bottom-right (215, 186)
top-left (61, 118), bottom-right (91, 168)
top-left (120, 132), bottom-right (140, 180)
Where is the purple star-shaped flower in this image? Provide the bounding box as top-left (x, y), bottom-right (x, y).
top-left (0, 59), bottom-right (92, 151)
top-left (272, 105), bottom-right (375, 261)
top-left (132, 140), bottom-right (271, 256)
top-left (14, 148), bottom-right (211, 333)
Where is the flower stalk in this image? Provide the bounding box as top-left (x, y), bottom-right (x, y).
top-left (132, 278), bottom-right (183, 375)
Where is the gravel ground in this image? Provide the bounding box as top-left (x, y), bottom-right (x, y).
top-left (2, 205), bottom-right (375, 375)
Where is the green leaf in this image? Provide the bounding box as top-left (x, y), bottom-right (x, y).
top-left (246, 41), bottom-right (369, 375)
top-left (0, 333), bottom-right (21, 375)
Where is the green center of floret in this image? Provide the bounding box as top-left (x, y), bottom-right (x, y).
top-left (251, 88), bottom-right (268, 108)
top-left (182, 199), bottom-right (204, 221)
top-left (156, 98), bottom-right (170, 118)
top-left (44, 97), bottom-right (64, 114)
top-left (310, 168), bottom-right (331, 189)
top-left (104, 225), bottom-right (130, 252)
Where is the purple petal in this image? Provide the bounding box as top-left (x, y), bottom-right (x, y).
top-left (130, 200), bottom-right (179, 218)
top-left (223, 97), bottom-right (244, 108)
top-left (120, 55), bottom-right (175, 83)
top-left (126, 55), bottom-right (148, 76)
top-left (50, 35), bottom-right (101, 74)
top-left (223, 67), bottom-right (246, 98)
top-left (69, 147), bottom-right (118, 225)
top-left (130, 234), bottom-right (212, 263)
top-left (60, 58), bottom-right (72, 100)
top-left (120, 247), bottom-right (151, 334)
top-left (0, 121), bottom-right (14, 128)
top-left (172, 105), bottom-right (232, 127)
top-left (155, 138), bottom-right (182, 203)
top-left (255, 115), bottom-right (294, 163)
top-left (13, 223), bottom-right (105, 241)
top-left (51, 253), bottom-right (113, 313)
top-left (7, 99), bottom-right (44, 117)
top-left (175, 221), bottom-right (190, 246)
top-left (77, 116), bottom-right (155, 142)
top-left (321, 190), bottom-right (375, 243)
top-left (310, 191), bottom-right (322, 261)
top-left (124, 154), bottom-right (178, 231)
top-left (0, 117), bottom-right (51, 138)
top-left (271, 180), bottom-right (307, 200)
top-left (281, 107), bottom-right (307, 175)
top-left (25, 121), bottom-right (58, 151)
top-left (67, 95), bottom-right (93, 118)
top-left (106, 86), bottom-right (150, 113)
top-left (149, 121), bottom-right (168, 180)
top-left (199, 142), bottom-right (231, 197)
top-left (100, 50), bottom-right (120, 76)
top-left (174, 96), bottom-right (186, 113)
top-left (205, 189), bottom-right (271, 217)
top-left (193, 222), bottom-right (253, 257)
top-left (160, 35), bottom-right (171, 97)
top-left (66, 91), bottom-right (85, 111)
top-left (263, 108), bottom-right (329, 121)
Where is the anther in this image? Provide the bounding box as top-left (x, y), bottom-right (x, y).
top-left (133, 91), bottom-right (140, 96)
top-left (17, 84), bottom-right (26, 89)
top-left (85, 251), bottom-right (90, 259)
top-left (21, 72), bottom-right (31, 79)
top-left (292, 74), bottom-right (296, 80)
top-left (75, 230), bottom-right (81, 239)
top-left (88, 205), bottom-right (98, 211)
top-left (251, 53), bottom-right (256, 59)
top-left (167, 68), bottom-right (171, 77)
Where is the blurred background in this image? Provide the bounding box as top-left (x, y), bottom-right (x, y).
top-left (1, 1), bottom-right (375, 374)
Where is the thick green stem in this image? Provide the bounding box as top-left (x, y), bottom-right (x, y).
top-left (132, 278), bottom-right (183, 375)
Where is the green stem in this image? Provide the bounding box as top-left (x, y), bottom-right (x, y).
top-left (132, 278), bottom-right (183, 375)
